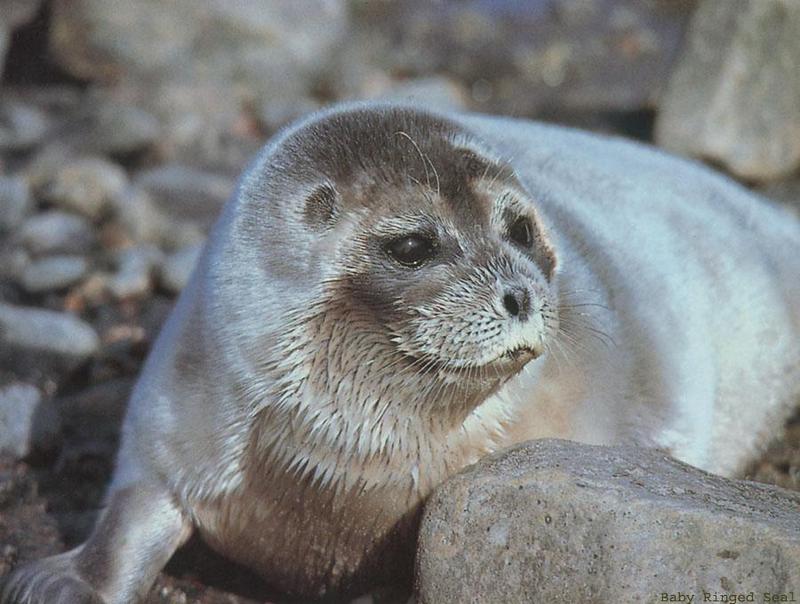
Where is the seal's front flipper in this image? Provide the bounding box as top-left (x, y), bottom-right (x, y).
top-left (0, 549), bottom-right (104, 604)
top-left (1, 483), bottom-right (191, 604)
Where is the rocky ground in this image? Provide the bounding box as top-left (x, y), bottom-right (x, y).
top-left (1, 0), bottom-right (800, 603)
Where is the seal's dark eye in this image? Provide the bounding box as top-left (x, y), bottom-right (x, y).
top-left (509, 216), bottom-right (533, 248)
top-left (384, 234), bottom-right (437, 267)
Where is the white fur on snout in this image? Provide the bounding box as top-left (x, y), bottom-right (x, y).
top-left (400, 260), bottom-right (557, 370)
top-left (491, 277), bottom-right (554, 357)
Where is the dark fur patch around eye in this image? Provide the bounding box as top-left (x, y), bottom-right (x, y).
top-left (303, 183), bottom-right (339, 230)
top-left (504, 208), bottom-right (557, 279)
top-left (532, 229), bottom-right (557, 279)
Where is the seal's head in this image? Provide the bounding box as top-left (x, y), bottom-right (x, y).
top-left (233, 105), bottom-right (559, 420)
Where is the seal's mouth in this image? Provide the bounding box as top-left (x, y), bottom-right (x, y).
top-left (503, 344), bottom-right (540, 362)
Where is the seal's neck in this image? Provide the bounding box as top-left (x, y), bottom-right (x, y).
top-left (249, 309), bottom-right (518, 499)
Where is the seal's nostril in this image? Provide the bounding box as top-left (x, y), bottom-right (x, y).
top-left (503, 292), bottom-right (520, 317)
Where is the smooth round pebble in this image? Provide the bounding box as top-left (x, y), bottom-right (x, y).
top-left (0, 383), bottom-right (61, 459)
top-left (0, 175), bottom-right (33, 232)
top-left (0, 248), bottom-right (31, 282)
top-left (161, 220), bottom-right (206, 250)
top-left (90, 103), bottom-right (161, 154)
top-left (107, 244), bottom-right (164, 299)
top-left (135, 165), bottom-right (234, 229)
top-left (0, 302), bottom-right (100, 360)
top-left (43, 157), bottom-right (129, 219)
top-left (20, 255), bottom-right (89, 293)
top-left (108, 186), bottom-right (168, 245)
top-left (18, 210), bottom-right (95, 255)
top-left (0, 101), bottom-right (48, 150)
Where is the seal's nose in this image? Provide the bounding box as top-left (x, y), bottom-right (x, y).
top-left (502, 288), bottom-right (530, 321)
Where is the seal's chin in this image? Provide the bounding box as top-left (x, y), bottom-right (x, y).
top-left (502, 344), bottom-right (540, 363)
top-left (411, 344), bottom-right (541, 382)
top-left (483, 344), bottom-right (540, 376)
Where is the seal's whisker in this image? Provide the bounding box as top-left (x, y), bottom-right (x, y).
top-left (395, 130), bottom-right (433, 192)
top-left (426, 155), bottom-right (441, 197)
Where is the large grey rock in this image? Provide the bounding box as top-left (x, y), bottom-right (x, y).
top-left (42, 157), bottom-right (129, 219)
top-left (416, 439), bottom-right (800, 604)
top-left (0, 302), bottom-right (99, 361)
top-left (0, 175), bottom-right (32, 232)
top-left (48, 0), bottom-right (349, 165)
top-left (655, 0), bottom-right (800, 181)
top-left (18, 210), bottom-right (94, 256)
top-left (342, 0), bottom-right (696, 116)
top-left (0, 384), bottom-right (60, 459)
top-left (19, 255), bottom-right (89, 293)
top-left (50, 0), bottom-right (347, 85)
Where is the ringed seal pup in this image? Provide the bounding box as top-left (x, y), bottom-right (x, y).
top-left (3, 103), bottom-right (800, 603)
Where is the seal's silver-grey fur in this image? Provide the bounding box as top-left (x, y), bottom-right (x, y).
top-left (3, 103), bottom-right (799, 603)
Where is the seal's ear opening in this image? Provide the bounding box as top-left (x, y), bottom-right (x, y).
top-left (303, 183), bottom-right (340, 230)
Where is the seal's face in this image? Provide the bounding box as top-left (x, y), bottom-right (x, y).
top-left (261, 107), bottom-right (560, 399)
top-left (339, 175), bottom-right (557, 383)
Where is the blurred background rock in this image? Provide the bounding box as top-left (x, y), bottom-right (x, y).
top-left (0, 1), bottom-right (798, 602)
